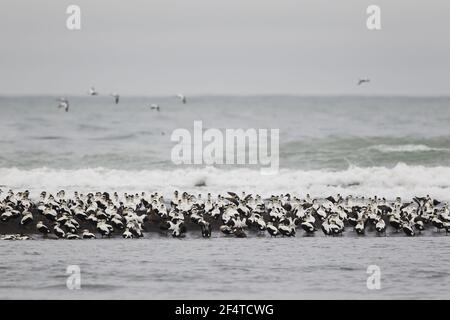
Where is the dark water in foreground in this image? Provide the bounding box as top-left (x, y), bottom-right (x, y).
top-left (1, 235), bottom-right (449, 299)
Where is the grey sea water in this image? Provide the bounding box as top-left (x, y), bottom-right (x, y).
top-left (1, 236), bottom-right (450, 299)
top-left (1, 95), bottom-right (450, 170)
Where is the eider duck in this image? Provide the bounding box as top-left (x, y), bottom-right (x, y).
top-left (122, 228), bottom-right (133, 239)
top-left (20, 210), bottom-right (33, 226)
top-left (53, 224), bottom-right (66, 238)
top-left (37, 221), bottom-right (50, 237)
top-left (219, 225), bottom-right (234, 235)
top-left (375, 219), bottom-right (386, 235)
top-left (402, 222), bottom-right (415, 237)
top-left (82, 229), bottom-right (96, 239)
top-left (267, 222), bottom-right (279, 237)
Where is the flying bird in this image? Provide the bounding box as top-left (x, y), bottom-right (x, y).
top-left (56, 97), bottom-right (69, 112)
top-left (357, 78), bottom-right (370, 86)
top-left (176, 94), bottom-right (187, 104)
top-left (88, 86), bottom-right (99, 96)
top-left (110, 93), bottom-right (120, 104)
top-left (149, 104), bottom-right (160, 111)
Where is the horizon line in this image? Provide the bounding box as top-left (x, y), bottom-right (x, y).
top-left (1, 93), bottom-right (450, 98)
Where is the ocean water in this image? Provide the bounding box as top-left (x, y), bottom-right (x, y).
top-left (1, 236), bottom-right (450, 299)
top-left (1, 95), bottom-right (450, 199)
top-left (1, 95), bottom-right (450, 300)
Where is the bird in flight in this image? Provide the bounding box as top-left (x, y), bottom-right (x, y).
top-left (149, 104), bottom-right (160, 111)
top-left (110, 93), bottom-right (120, 104)
top-left (56, 97), bottom-right (69, 112)
top-left (88, 86), bottom-right (99, 95)
top-left (176, 94), bottom-right (187, 104)
top-left (357, 78), bottom-right (370, 86)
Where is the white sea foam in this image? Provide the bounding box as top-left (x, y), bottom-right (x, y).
top-left (1, 163), bottom-right (450, 200)
top-left (368, 144), bottom-right (449, 153)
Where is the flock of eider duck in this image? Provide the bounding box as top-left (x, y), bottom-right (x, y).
top-left (1, 188), bottom-right (450, 240)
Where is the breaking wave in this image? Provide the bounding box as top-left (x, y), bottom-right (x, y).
top-left (368, 144), bottom-right (450, 153)
top-left (1, 163), bottom-right (450, 200)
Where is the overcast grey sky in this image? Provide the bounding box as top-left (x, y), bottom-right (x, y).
top-left (0, 0), bottom-right (449, 95)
